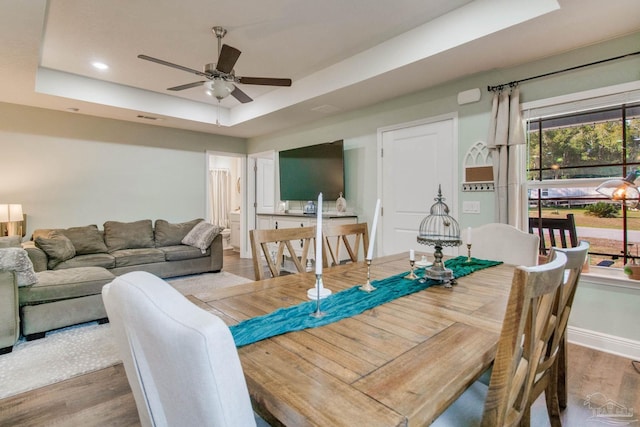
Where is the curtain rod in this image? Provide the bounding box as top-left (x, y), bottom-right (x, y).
top-left (487, 50), bottom-right (640, 92)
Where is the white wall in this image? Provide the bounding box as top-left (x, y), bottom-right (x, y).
top-left (0, 103), bottom-right (246, 236)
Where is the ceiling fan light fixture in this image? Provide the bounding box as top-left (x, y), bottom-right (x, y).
top-left (138, 26), bottom-right (289, 105)
top-left (205, 79), bottom-right (234, 101)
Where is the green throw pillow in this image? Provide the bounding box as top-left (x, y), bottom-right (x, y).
top-left (35, 232), bottom-right (76, 269)
top-left (104, 220), bottom-right (155, 252)
top-left (154, 218), bottom-right (203, 247)
top-left (61, 225), bottom-right (109, 255)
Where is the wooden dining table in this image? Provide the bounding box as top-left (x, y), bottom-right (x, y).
top-left (188, 252), bottom-right (515, 426)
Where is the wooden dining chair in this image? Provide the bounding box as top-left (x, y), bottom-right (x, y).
top-left (529, 214), bottom-right (578, 256)
top-left (522, 241), bottom-right (590, 426)
top-left (249, 226), bottom-right (320, 280)
top-left (431, 251), bottom-right (568, 427)
top-left (462, 223), bottom-right (540, 266)
top-left (322, 222), bottom-right (369, 266)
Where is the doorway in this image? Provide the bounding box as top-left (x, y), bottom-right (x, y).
top-left (206, 152), bottom-right (245, 253)
top-left (379, 114), bottom-right (458, 256)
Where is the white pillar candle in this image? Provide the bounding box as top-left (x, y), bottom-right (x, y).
top-left (409, 249), bottom-right (415, 261)
top-left (366, 199), bottom-right (381, 260)
top-left (467, 227), bottom-right (472, 245)
top-left (315, 193), bottom-right (323, 275)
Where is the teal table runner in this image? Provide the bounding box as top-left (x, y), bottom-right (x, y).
top-left (230, 256), bottom-right (502, 347)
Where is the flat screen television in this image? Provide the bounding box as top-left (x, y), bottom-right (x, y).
top-left (279, 140), bottom-right (345, 201)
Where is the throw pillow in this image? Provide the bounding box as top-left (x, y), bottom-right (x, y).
top-left (104, 220), bottom-right (155, 252)
top-left (0, 236), bottom-right (21, 248)
top-left (62, 225), bottom-right (109, 255)
top-left (154, 218), bottom-right (203, 247)
top-left (0, 247), bottom-right (38, 287)
top-left (35, 232), bottom-right (76, 269)
top-left (182, 221), bottom-right (222, 254)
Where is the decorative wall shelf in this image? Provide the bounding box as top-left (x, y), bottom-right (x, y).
top-left (462, 141), bottom-right (494, 192)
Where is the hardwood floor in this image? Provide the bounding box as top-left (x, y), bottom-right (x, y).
top-left (1, 250), bottom-right (638, 427)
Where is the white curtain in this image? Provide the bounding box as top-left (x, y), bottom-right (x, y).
top-left (487, 87), bottom-right (526, 228)
top-left (210, 169), bottom-right (230, 228)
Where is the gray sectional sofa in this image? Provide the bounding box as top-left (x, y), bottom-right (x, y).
top-left (0, 218), bottom-right (223, 353)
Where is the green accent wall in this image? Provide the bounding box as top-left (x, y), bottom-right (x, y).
top-left (247, 32), bottom-right (640, 352)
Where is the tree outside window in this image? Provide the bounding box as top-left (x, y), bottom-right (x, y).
top-left (527, 103), bottom-right (640, 268)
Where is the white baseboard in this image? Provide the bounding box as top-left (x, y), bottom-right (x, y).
top-left (567, 326), bottom-right (640, 360)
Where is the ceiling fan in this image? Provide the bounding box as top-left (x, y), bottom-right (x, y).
top-left (138, 26), bottom-right (292, 104)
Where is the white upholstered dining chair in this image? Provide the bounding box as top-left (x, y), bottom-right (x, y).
top-left (462, 223), bottom-right (540, 266)
top-left (431, 251), bottom-right (567, 426)
top-left (102, 271), bottom-right (263, 427)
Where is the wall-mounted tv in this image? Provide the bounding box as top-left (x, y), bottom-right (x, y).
top-left (279, 140), bottom-right (345, 201)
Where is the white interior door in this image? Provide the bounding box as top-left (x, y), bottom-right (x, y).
top-left (246, 151), bottom-right (275, 258)
top-left (380, 115), bottom-right (457, 256)
top-left (256, 156), bottom-right (275, 214)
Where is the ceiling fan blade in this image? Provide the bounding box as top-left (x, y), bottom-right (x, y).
top-left (238, 76), bottom-right (292, 87)
top-left (230, 85), bottom-right (253, 103)
top-left (138, 54), bottom-right (209, 77)
top-left (167, 81), bottom-right (206, 91)
top-left (216, 44), bottom-right (241, 74)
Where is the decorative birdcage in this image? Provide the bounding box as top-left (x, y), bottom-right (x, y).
top-left (417, 185), bottom-right (462, 284)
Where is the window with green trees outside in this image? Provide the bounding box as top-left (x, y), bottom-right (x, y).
top-left (527, 102), bottom-right (640, 268)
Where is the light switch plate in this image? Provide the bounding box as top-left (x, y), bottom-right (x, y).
top-left (463, 201), bottom-right (480, 214)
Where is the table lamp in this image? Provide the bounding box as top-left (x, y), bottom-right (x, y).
top-left (596, 170), bottom-right (640, 373)
top-left (595, 170), bottom-right (640, 208)
top-left (596, 170), bottom-right (640, 266)
top-left (0, 204), bottom-right (23, 237)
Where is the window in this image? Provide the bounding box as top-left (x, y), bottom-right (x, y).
top-left (526, 96), bottom-right (640, 269)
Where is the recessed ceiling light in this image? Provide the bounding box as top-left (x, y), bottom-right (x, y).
top-left (91, 61), bottom-right (109, 70)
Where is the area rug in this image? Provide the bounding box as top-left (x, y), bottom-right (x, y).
top-left (0, 271), bottom-right (252, 400)
top-left (0, 322), bottom-right (119, 399)
top-left (167, 270), bottom-right (252, 298)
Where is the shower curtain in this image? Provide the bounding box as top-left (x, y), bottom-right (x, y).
top-left (210, 169), bottom-right (230, 229)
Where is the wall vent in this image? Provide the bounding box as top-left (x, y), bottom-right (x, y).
top-left (136, 114), bottom-right (162, 121)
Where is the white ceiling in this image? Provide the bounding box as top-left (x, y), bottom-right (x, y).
top-left (2, 0), bottom-right (640, 138)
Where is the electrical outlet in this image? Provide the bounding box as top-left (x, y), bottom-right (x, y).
top-left (463, 201), bottom-right (480, 214)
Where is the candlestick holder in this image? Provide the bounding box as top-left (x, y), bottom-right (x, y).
top-left (359, 259), bottom-right (376, 292)
top-left (466, 243), bottom-right (472, 263)
top-left (309, 274), bottom-right (327, 318)
top-left (404, 259), bottom-right (418, 280)
top-left (307, 273), bottom-right (331, 300)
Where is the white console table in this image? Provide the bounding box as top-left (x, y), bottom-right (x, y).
top-left (255, 213), bottom-right (358, 266)
top-left (256, 212), bottom-right (357, 230)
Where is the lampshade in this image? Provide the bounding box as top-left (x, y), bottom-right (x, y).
top-left (595, 171), bottom-right (640, 208)
top-left (0, 204), bottom-right (23, 222)
top-left (0, 205), bottom-right (8, 223)
top-left (9, 204), bottom-right (23, 221)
